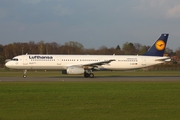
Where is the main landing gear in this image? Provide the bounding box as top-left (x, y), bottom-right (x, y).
top-left (23, 70), bottom-right (27, 78)
top-left (22, 69), bottom-right (94, 78)
top-left (84, 70), bottom-right (94, 78)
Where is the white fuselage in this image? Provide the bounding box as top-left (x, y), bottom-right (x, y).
top-left (5, 54), bottom-right (169, 71)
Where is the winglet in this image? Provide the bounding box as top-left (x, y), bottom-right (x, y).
top-left (144, 34), bottom-right (169, 56)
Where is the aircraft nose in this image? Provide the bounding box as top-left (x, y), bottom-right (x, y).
top-left (5, 62), bottom-right (11, 68)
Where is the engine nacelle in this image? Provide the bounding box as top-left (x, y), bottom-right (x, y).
top-left (62, 67), bottom-right (84, 74)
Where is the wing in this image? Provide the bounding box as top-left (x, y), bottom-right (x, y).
top-left (71, 59), bottom-right (115, 69)
top-left (83, 59), bottom-right (115, 66)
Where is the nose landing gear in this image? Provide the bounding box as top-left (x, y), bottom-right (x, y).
top-left (23, 70), bottom-right (27, 78)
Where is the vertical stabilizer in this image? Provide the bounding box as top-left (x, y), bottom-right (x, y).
top-left (144, 34), bottom-right (169, 56)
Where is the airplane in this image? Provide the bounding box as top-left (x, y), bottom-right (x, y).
top-left (5, 34), bottom-right (170, 78)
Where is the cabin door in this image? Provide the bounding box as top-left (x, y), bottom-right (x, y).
top-left (142, 58), bottom-right (146, 66)
top-left (57, 57), bottom-right (61, 65)
top-left (23, 56), bottom-right (28, 65)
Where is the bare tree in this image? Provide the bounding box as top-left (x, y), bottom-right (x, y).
top-left (29, 41), bottom-right (38, 54)
top-left (64, 41), bottom-right (84, 54)
top-left (122, 42), bottom-right (136, 55)
top-left (134, 43), bottom-right (142, 54)
top-left (176, 47), bottom-right (180, 60)
top-left (38, 41), bottom-right (45, 54)
top-left (165, 47), bottom-right (174, 56)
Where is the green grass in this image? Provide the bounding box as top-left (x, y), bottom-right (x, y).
top-left (0, 82), bottom-right (180, 120)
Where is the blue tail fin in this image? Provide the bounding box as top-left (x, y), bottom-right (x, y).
top-left (144, 34), bottom-right (169, 56)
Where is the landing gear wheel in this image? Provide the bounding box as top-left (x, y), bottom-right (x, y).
top-left (89, 73), bottom-right (94, 78)
top-left (23, 75), bottom-right (27, 78)
top-left (84, 72), bottom-right (89, 78)
top-left (84, 70), bottom-right (95, 78)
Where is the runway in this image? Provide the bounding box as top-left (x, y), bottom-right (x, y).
top-left (1, 76), bottom-right (180, 82)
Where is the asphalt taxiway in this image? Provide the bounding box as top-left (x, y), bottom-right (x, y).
top-left (1, 76), bottom-right (180, 82)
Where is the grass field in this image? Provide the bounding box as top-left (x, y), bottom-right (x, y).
top-left (0, 70), bottom-right (180, 119)
top-left (0, 82), bottom-right (180, 120)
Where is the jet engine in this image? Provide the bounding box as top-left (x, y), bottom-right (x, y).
top-left (62, 66), bottom-right (84, 74)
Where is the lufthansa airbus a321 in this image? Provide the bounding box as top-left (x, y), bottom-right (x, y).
top-left (5, 34), bottom-right (170, 78)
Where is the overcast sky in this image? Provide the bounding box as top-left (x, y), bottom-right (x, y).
top-left (1, 0), bottom-right (180, 50)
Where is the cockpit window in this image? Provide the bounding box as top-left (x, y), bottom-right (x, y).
top-left (11, 58), bottom-right (18, 61)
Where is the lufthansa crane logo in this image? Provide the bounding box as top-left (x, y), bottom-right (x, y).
top-left (155, 40), bottom-right (165, 51)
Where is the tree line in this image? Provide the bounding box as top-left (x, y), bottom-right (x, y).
top-left (0, 40), bottom-right (180, 67)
